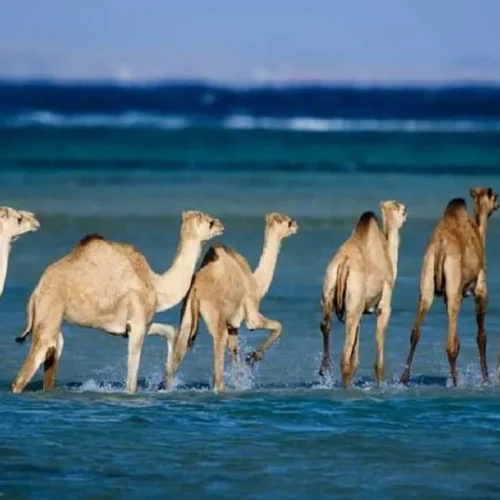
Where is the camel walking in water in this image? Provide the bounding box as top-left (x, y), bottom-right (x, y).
top-left (12, 211), bottom-right (224, 394)
top-left (166, 213), bottom-right (298, 392)
top-left (320, 201), bottom-right (407, 388)
top-left (0, 207), bottom-right (40, 298)
top-left (401, 188), bottom-right (498, 387)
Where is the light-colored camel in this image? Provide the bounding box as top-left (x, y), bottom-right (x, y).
top-left (165, 213), bottom-right (298, 392)
top-left (11, 210), bottom-right (224, 394)
top-left (320, 201), bottom-right (407, 388)
top-left (0, 206), bottom-right (40, 298)
top-left (400, 188), bottom-right (498, 387)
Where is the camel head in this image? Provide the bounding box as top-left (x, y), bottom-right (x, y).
top-left (0, 207), bottom-right (40, 243)
top-left (470, 187), bottom-right (499, 218)
top-left (181, 210), bottom-right (224, 242)
top-left (379, 200), bottom-right (407, 230)
top-left (265, 212), bottom-right (299, 240)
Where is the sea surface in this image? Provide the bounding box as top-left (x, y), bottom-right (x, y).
top-left (1, 82), bottom-right (500, 499)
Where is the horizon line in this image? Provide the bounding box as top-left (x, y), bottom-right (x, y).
top-left (1, 75), bottom-right (500, 89)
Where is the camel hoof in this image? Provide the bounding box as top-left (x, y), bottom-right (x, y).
top-left (245, 351), bottom-right (263, 366)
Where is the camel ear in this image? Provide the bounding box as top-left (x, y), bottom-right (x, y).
top-left (182, 210), bottom-right (195, 222)
top-left (470, 188), bottom-right (477, 199)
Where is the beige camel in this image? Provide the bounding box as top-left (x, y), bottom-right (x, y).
top-left (401, 188), bottom-right (498, 387)
top-left (165, 213), bottom-right (298, 392)
top-left (0, 206), bottom-right (40, 298)
top-left (319, 201), bottom-right (407, 388)
top-left (11, 210), bottom-right (224, 394)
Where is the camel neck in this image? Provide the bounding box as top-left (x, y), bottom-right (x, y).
top-left (475, 212), bottom-right (488, 247)
top-left (386, 227), bottom-right (400, 283)
top-left (0, 236), bottom-right (11, 298)
top-left (253, 230), bottom-right (282, 299)
top-left (154, 235), bottom-right (202, 312)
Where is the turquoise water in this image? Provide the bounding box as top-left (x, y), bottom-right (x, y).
top-left (2, 91), bottom-right (500, 497)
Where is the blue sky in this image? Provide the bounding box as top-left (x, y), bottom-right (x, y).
top-left (0, 0), bottom-right (499, 82)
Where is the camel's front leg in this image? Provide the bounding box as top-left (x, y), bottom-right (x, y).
top-left (374, 284), bottom-right (392, 385)
top-left (244, 312), bottom-right (282, 366)
top-left (146, 322), bottom-right (177, 383)
top-left (474, 270), bottom-right (489, 383)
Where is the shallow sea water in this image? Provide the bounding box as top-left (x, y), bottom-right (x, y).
top-left (1, 164), bottom-right (500, 499)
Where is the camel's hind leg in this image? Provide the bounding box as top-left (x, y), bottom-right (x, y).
top-left (43, 332), bottom-right (64, 390)
top-left (244, 312), bottom-right (283, 365)
top-left (341, 311), bottom-right (362, 388)
top-left (473, 270), bottom-right (489, 383)
top-left (348, 325), bottom-right (361, 382)
top-left (12, 326), bottom-right (60, 394)
top-left (204, 309), bottom-right (228, 392)
top-left (11, 340), bottom-right (48, 393)
top-left (227, 328), bottom-right (240, 365)
top-left (400, 252), bottom-right (436, 385)
top-left (374, 283), bottom-right (392, 385)
top-left (443, 260), bottom-right (462, 387)
top-left (319, 299), bottom-right (334, 377)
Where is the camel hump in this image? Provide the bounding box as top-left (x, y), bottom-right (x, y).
top-left (78, 233), bottom-right (107, 247)
top-left (199, 243), bottom-right (232, 267)
top-left (444, 198), bottom-right (467, 215)
top-left (199, 246), bottom-right (220, 267)
top-left (354, 211), bottom-right (378, 236)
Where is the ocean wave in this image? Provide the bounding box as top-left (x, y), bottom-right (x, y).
top-left (3, 111), bottom-right (500, 133)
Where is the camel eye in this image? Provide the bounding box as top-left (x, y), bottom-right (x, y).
top-left (17, 216), bottom-right (22, 224)
top-left (209, 220), bottom-right (214, 229)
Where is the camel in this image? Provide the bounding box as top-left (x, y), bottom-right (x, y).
top-left (319, 201), bottom-right (407, 388)
top-left (164, 212), bottom-right (299, 392)
top-left (400, 187), bottom-right (498, 387)
top-left (0, 206), bottom-right (40, 298)
top-left (11, 210), bottom-right (224, 395)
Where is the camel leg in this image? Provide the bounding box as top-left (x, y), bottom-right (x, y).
top-left (227, 327), bottom-right (240, 365)
top-left (146, 322), bottom-right (177, 385)
top-left (212, 327), bottom-right (229, 393)
top-left (319, 301), bottom-right (334, 377)
top-left (374, 284), bottom-right (392, 385)
top-left (400, 254), bottom-right (436, 385)
top-left (244, 312), bottom-right (282, 365)
top-left (43, 332), bottom-right (64, 390)
top-left (349, 325), bottom-right (361, 381)
top-left (320, 260), bottom-right (339, 376)
top-left (444, 263), bottom-right (462, 387)
top-left (474, 270), bottom-right (489, 383)
top-left (11, 336), bottom-right (50, 394)
top-left (202, 309), bottom-right (228, 392)
top-left (340, 312), bottom-right (362, 388)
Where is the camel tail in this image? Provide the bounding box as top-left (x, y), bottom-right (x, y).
top-left (15, 291), bottom-right (36, 343)
top-left (434, 249), bottom-right (445, 296)
top-left (175, 287), bottom-right (201, 355)
top-left (334, 259), bottom-right (349, 324)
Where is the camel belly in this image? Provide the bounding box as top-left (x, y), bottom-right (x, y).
top-left (364, 293), bottom-right (382, 314)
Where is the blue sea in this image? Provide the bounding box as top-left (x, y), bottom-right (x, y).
top-left (1, 82), bottom-right (500, 499)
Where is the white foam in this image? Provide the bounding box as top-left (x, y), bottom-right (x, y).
top-left (4, 111), bottom-right (500, 133)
